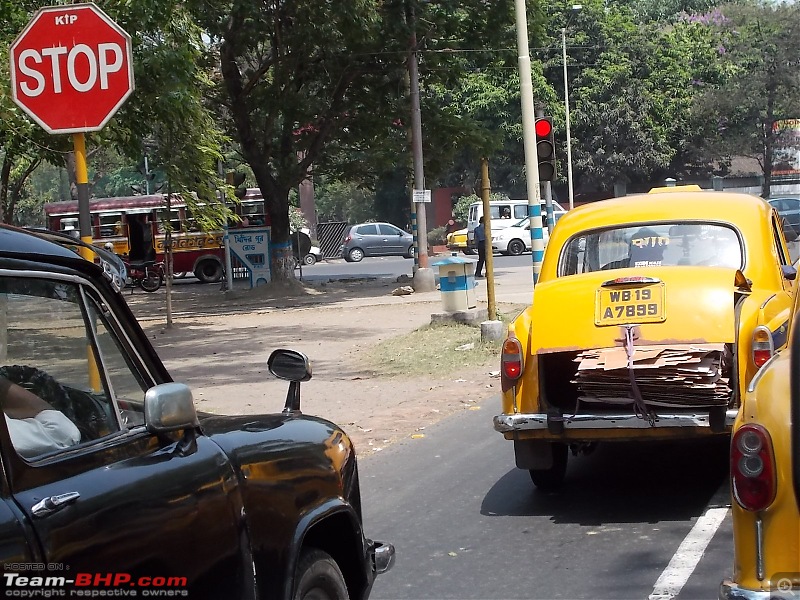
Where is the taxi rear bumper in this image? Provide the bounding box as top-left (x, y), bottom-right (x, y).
top-left (493, 409), bottom-right (738, 432)
top-left (719, 580), bottom-right (782, 600)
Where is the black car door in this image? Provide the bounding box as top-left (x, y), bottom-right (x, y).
top-left (0, 275), bottom-right (251, 598)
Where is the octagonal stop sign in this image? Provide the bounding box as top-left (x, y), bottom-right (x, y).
top-left (10, 3), bottom-right (134, 134)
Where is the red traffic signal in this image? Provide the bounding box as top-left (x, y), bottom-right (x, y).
top-left (535, 118), bottom-right (552, 138)
top-left (535, 117), bottom-right (556, 181)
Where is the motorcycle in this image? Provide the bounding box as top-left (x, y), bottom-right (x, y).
top-left (124, 258), bottom-right (164, 293)
top-left (103, 243), bottom-right (164, 293)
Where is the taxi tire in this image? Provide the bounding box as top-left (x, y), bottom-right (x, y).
top-left (528, 442), bottom-right (568, 492)
top-left (293, 549), bottom-right (349, 600)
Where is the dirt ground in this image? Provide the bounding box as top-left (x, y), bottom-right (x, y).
top-left (125, 277), bottom-right (509, 456)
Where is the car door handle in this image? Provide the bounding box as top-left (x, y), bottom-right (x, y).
top-left (31, 492), bottom-right (80, 518)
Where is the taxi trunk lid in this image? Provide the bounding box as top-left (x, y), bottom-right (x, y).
top-left (531, 266), bottom-right (738, 352)
top-left (530, 266), bottom-right (740, 414)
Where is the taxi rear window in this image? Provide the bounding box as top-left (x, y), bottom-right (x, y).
top-left (559, 222), bottom-right (743, 276)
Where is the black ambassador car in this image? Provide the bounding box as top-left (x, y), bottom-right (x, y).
top-left (0, 225), bottom-right (393, 599)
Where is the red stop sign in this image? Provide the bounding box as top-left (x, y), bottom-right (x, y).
top-left (10, 3), bottom-right (134, 134)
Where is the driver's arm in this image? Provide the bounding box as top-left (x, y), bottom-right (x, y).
top-left (0, 376), bottom-right (82, 457)
top-left (0, 377), bottom-right (55, 419)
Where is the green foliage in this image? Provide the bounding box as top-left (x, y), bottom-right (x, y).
top-left (690, 2), bottom-right (800, 195)
top-left (453, 195), bottom-right (474, 223)
top-left (314, 178), bottom-right (376, 224)
top-left (289, 206), bottom-right (309, 232)
top-left (428, 225), bottom-right (448, 245)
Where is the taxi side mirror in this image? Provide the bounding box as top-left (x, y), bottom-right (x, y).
top-left (782, 265), bottom-right (797, 281)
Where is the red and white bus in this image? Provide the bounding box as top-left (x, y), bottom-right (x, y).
top-left (44, 190), bottom-right (269, 283)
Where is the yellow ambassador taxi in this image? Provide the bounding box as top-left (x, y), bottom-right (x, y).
top-left (494, 188), bottom-right (797, 491)
top-left (447, 228), bottom-right (473, 254)
top-left (720, 270), bottom-right (800, 599)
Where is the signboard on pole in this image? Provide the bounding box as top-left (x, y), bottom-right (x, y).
top-left (413, 189), bottom-right (431, 203)
top-left (10, 3), bottom-right (134, 134)
top-left (228, 227), bottom-right (271, 288)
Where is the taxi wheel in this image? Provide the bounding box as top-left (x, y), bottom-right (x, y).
top-left (528, 443), bottom-right (568, 492)
top-left (293, 549), bottom-right (349, 600)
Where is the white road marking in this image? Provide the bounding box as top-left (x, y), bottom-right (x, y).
top-left (648, 484), bottom-right (731, 600)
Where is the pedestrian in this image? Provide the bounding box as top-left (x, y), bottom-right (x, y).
top-left (474, 216), bottom-right (486, 277)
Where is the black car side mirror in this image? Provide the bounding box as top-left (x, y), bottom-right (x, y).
top-left (268, 349), bottom-right (312, 415)
top-left (782, 265), bottom-right (797, 281)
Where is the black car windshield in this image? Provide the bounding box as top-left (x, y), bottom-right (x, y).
top-left (559, 222), bottom-right (743, 276)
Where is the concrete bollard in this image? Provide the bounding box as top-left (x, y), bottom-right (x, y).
top-left (481, 320), bottom-right (504, 342)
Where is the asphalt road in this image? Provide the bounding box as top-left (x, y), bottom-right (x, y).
top-left (295, 253), bottom-right (535, 283)
top-left (359, 406), bottom-right (734, 600)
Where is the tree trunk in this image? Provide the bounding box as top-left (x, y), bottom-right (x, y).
top-left (0, 154), bottom-right (11, 224)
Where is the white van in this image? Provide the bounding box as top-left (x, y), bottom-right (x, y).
top-left (466, 199), bottom-right (565, 248)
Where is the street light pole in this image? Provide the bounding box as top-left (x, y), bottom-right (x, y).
top-left (562, 4), bottom-right (581, 211)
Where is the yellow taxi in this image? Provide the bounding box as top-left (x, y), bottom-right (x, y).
top-left (447, 228), bottom-right (473, 254)
top-left (720, 268), bottom-right (800, 599)
top-left (494, 189), bottom-right (797, 491)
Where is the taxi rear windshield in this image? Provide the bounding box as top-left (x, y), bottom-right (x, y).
top-left (559, 222), bottom-right (743, 276)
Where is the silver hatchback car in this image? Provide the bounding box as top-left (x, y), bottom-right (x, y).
top-left (340, 222), bottom-right (415, 262)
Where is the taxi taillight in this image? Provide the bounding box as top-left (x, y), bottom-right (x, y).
top-left (752, 326), bottom-right (774, 368)
top-left (731, 424), bottom-right (776, 512)
top-left (501, 335), bottom-right (523, 381)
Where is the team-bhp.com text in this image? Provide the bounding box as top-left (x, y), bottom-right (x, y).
top-left (3, 573), bottom-right (188, 597)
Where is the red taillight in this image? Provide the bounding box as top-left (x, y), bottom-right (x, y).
top-left (501, 335), bottom-right (523, 381)
top-left (731, 424), bottom-right (776, 512)
top-left (752, 326), bottom-right (774, 368)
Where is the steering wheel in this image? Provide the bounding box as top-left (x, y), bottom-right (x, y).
top-left (0, 365), bottom-right (74, 421)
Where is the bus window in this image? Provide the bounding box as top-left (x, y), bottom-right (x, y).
top-left (98, 213), bottom-right (124, 238)
top-left (240, 200), bottom-right (266, 226)
top-left (60, 217), bottom-right (79, 235)
top-left (156, 208), bottom-right (181, 234)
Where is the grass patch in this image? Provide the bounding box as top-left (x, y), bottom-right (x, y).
top-left (368, 321), bottom-right (502, 377)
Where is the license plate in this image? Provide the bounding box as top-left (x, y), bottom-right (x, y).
top-left (595, 283), bottom-right (666, 326)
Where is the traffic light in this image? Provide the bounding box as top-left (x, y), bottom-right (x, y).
top-left (535, 117), bottom-right (556, 181)
top-left (226, 171), bottom-right (247, 199)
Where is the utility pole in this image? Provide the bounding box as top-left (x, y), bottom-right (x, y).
top-left (407, 0), bottom-right (435, 292)
top-left (514, 0), bottom-right (545, 285)
top-left (481, 158), bottom-right (496, 321)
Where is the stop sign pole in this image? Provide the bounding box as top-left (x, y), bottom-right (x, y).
top-left (10, 3), bottom-right (134, 258)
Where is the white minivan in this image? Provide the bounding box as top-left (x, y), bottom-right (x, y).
top-left (466, 199), bottom-right (565, 250)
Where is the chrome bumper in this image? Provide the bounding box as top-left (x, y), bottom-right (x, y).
top-left (370, 540), bottom-right (395, 575)
top-left (493, 409), bottom-right (738, 432)
top-left (719, 580), bottom-right (788, 600)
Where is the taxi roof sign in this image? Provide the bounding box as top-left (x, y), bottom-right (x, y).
top-left (648, 184), bottom-right (703, 194)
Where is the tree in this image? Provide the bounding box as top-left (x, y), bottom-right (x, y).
top-left (0, 2), bottom-right (229, 230)
top-left (189, 0), bottom-right (527, 280)
top-left (691, 2), bottom-right (800, 197)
